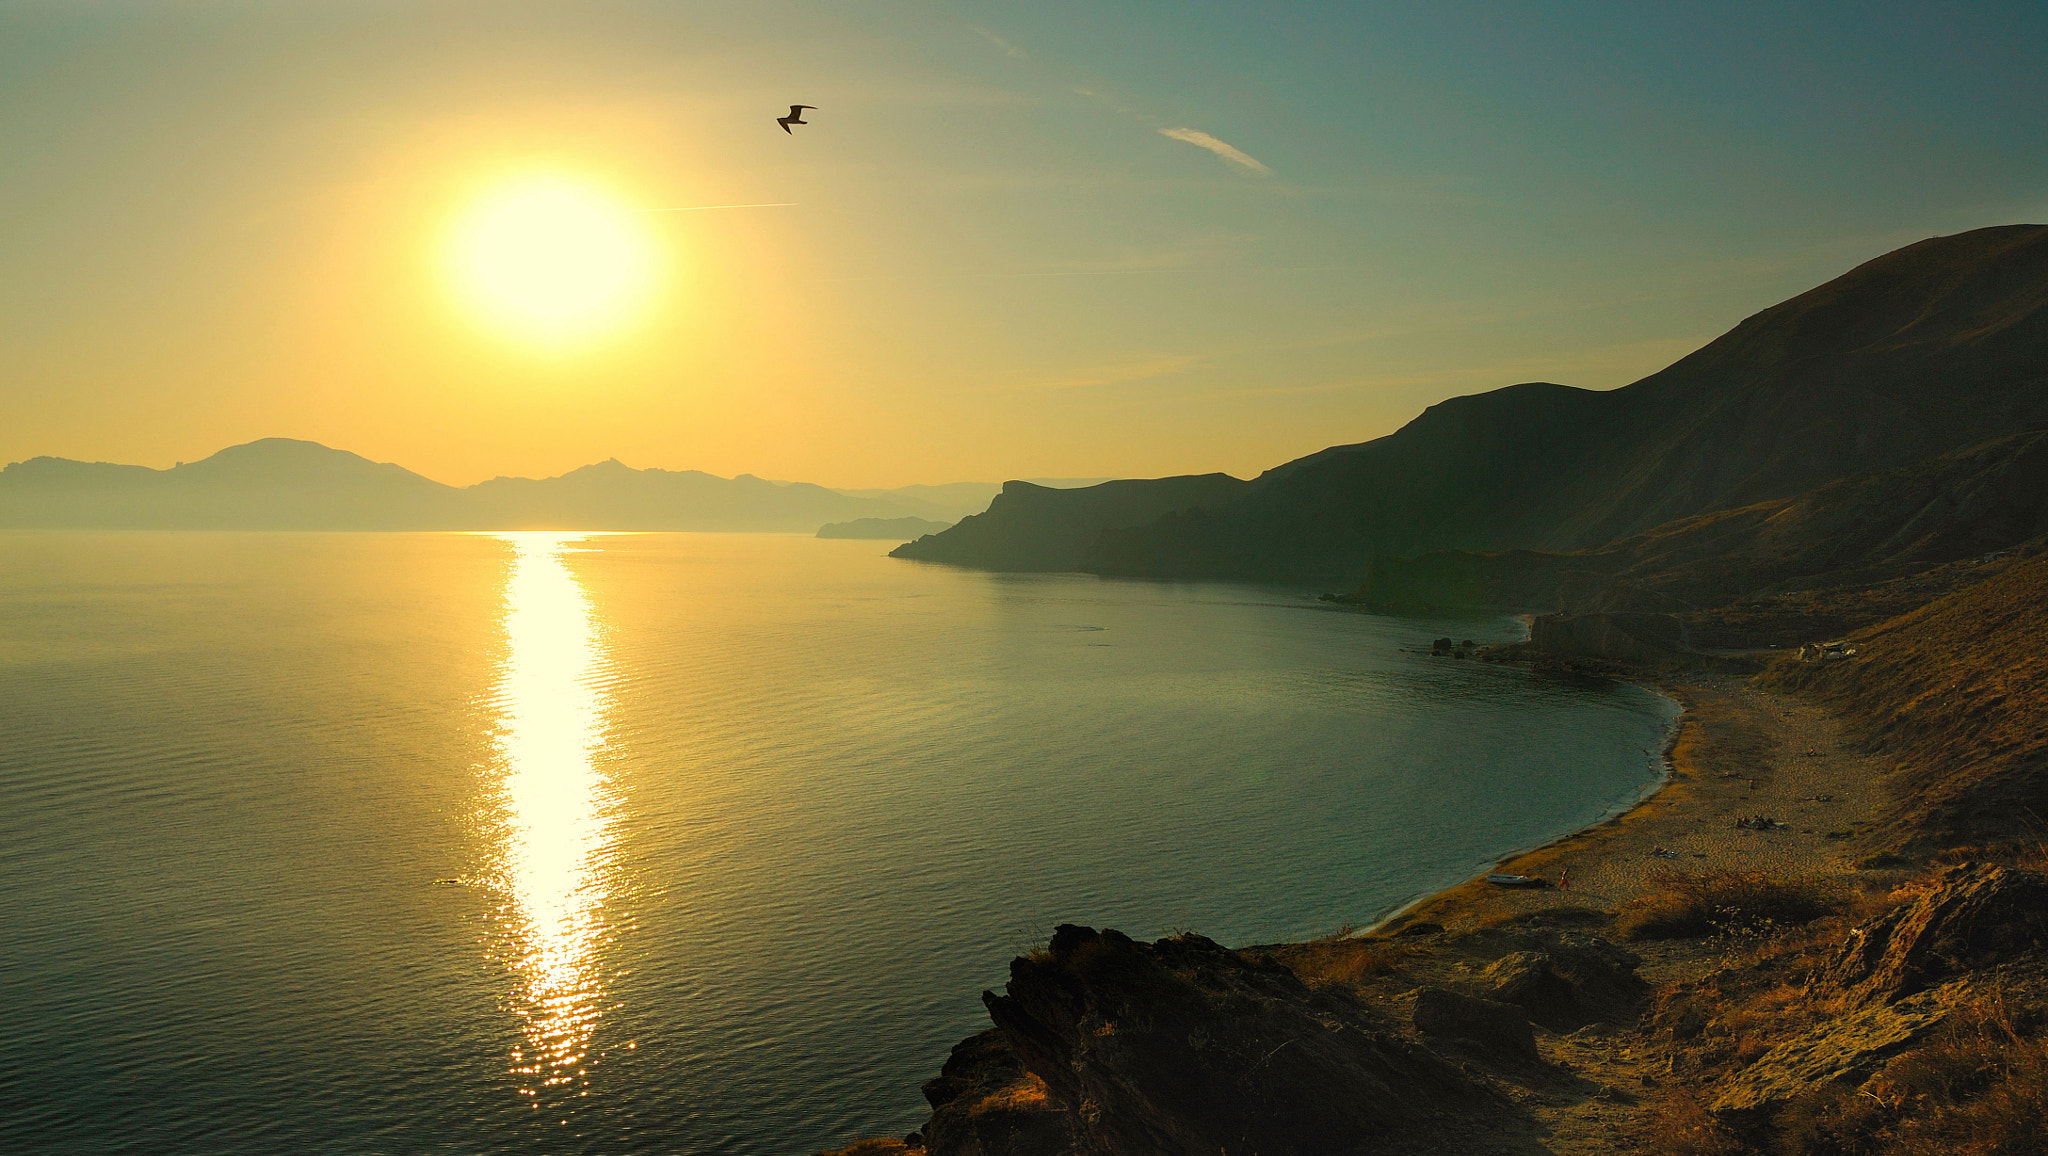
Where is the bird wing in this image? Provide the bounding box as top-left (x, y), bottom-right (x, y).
top-left (789, 105), bottom-right (814, 114)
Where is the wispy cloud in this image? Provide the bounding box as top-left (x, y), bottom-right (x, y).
top-left (1158, 127), bottom-right (1273, 177)
top-left (971, 26), bottom-right (1030, 60)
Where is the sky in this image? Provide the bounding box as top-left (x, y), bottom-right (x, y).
top-left (2, 0), bottom-right (2044, 488)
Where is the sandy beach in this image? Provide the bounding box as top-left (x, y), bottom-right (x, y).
top-left (1359, 670), bottom-right (1899, 1155)
top-left (1392, 671), bottom-right (1890, 931)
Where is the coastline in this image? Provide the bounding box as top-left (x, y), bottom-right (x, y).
top-left (825, 664), bottom-right (1902, 1155)
top-left (1361, 655), bottom-right (1684, 936)
top-left (1380, 671), bottom-right (1887, 938)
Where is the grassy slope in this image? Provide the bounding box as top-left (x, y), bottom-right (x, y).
top-left (1765, 557), bottom-right (2048, 850)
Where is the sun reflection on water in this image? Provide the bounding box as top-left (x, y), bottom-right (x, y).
top-left (488, 532), bottom-right (620, 1101)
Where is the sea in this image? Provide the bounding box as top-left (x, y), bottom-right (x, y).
top-left (0, 531), bottom-right (1677, 1155)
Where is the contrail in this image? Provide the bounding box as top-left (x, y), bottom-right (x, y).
top-left (633, 202), bottom-right (798, 213)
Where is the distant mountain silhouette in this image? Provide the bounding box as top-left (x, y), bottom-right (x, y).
top-left (0, 439), bottom-right (990, 531)
top-left (816, 516), bottom-right (956, 540)
top-left (895, 224), bottom-right (2048, 578)
top-left (0, 439), bottom-right (462, 529)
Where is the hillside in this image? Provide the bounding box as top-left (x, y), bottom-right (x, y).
top-left (1342, 428), bottom-right (2048, 645)
top-left (1764, 556), bottom-right (2048, 851)
top-left (897, 225), bottom-right (2048, 579)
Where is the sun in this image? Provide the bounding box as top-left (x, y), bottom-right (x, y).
top-left (445, 175), bottom-right (662, 346)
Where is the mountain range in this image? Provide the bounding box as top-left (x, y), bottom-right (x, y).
top-left (0, 441), bottom-right (1111, 532)
top-left (895, 224), bottom-right (2048, 582)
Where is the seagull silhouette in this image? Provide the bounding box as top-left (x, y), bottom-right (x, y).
top-left (776, 105), bottom-right (815, 134)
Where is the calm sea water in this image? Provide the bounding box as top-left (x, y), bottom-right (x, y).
top-left (0, 532), bottom-right (1675, 1155)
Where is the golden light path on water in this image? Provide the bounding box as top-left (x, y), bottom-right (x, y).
top-left (488, 532), bottom-right (620, 1102)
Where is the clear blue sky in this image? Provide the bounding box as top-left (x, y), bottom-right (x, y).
top-left (2, 0), bottom-right (2043, 485)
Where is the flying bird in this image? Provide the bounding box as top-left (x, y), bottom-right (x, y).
top-left (776, 105), bottom-right (815, 134)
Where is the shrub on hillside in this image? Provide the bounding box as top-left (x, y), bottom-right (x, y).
top-left (1615, 870), bottom-right (1836, 940)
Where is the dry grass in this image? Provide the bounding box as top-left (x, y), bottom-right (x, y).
top-left (1615, 870), bottom-right (1838, 940)
top-left (1267, 927), bottom-right (1411, 989)
top-left (1646, 1089), bottom-right (1750, 1156)
top-left (1762, 557), bottom-right (2048, 851)
top-left (1772, 993), bottom-right (2048, 1156)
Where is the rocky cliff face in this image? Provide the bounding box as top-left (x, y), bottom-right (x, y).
top-left (831, 921), bottom-right (1665, 1156)
top-left (908, 925), bottom-right (1486, 1155)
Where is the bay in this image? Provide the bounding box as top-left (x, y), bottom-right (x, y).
top-left (0, 531), bottom-right (1675, 1154)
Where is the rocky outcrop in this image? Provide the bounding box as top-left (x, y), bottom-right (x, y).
top-left (1683, 866), bottom-right (2048, 1125)
top-left (919, 925), bottom-right (1482, 1156)
top-left (1483, 953), bottom-right (1583, 1032)
top-left (892, 476), bottom-right (1248, 573)
top-left (1823, 864), bottom-right (2048, 1004)
top-left (917, 1030), bottom-right (1078, 1156)
top-left (1708, 990), bottom-right (1951, 1122)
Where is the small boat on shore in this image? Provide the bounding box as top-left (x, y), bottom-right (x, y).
top-left (1484, 873), bottom-right (1546, 888)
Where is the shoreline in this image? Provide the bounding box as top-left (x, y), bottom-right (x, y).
top-left (826, 663), bottom-right (1904, 1156)
top-left (1377, 670), bottom-right (1888, 936)
top-left (1361, 668), bottom-right (1685, 935)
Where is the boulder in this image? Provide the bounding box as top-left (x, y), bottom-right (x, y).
top-left (1484, 952), bottom-right (1582, 1031)
top-left (1453, 929), bottom-right (1647, 1021)
top-left (1411, 987), bottom-right (1540, 1062)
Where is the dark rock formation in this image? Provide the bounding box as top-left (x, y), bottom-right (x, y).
top-left (1673, 866), bottom-right (2048, 1125)
top-left (1410, 987), bottom-right (1540, 1062)
top-left (921, 924), bottom-right (1481, 1156)
top-left (892, 475), bottom-right (1248, 573)
top-left (1455, 929), bottom-right (1647, 1025)
top-left (918, 1030), bottom-right (1077, 1156)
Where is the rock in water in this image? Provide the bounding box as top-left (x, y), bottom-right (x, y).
top-left (950, 924), bottom-right (1478, 1155)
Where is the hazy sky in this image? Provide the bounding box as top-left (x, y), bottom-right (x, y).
top-left (3, 1), bottom-right (2044, 487)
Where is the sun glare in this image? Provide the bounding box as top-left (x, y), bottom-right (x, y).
top-left (446, 176), bottom-right (661, 346)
